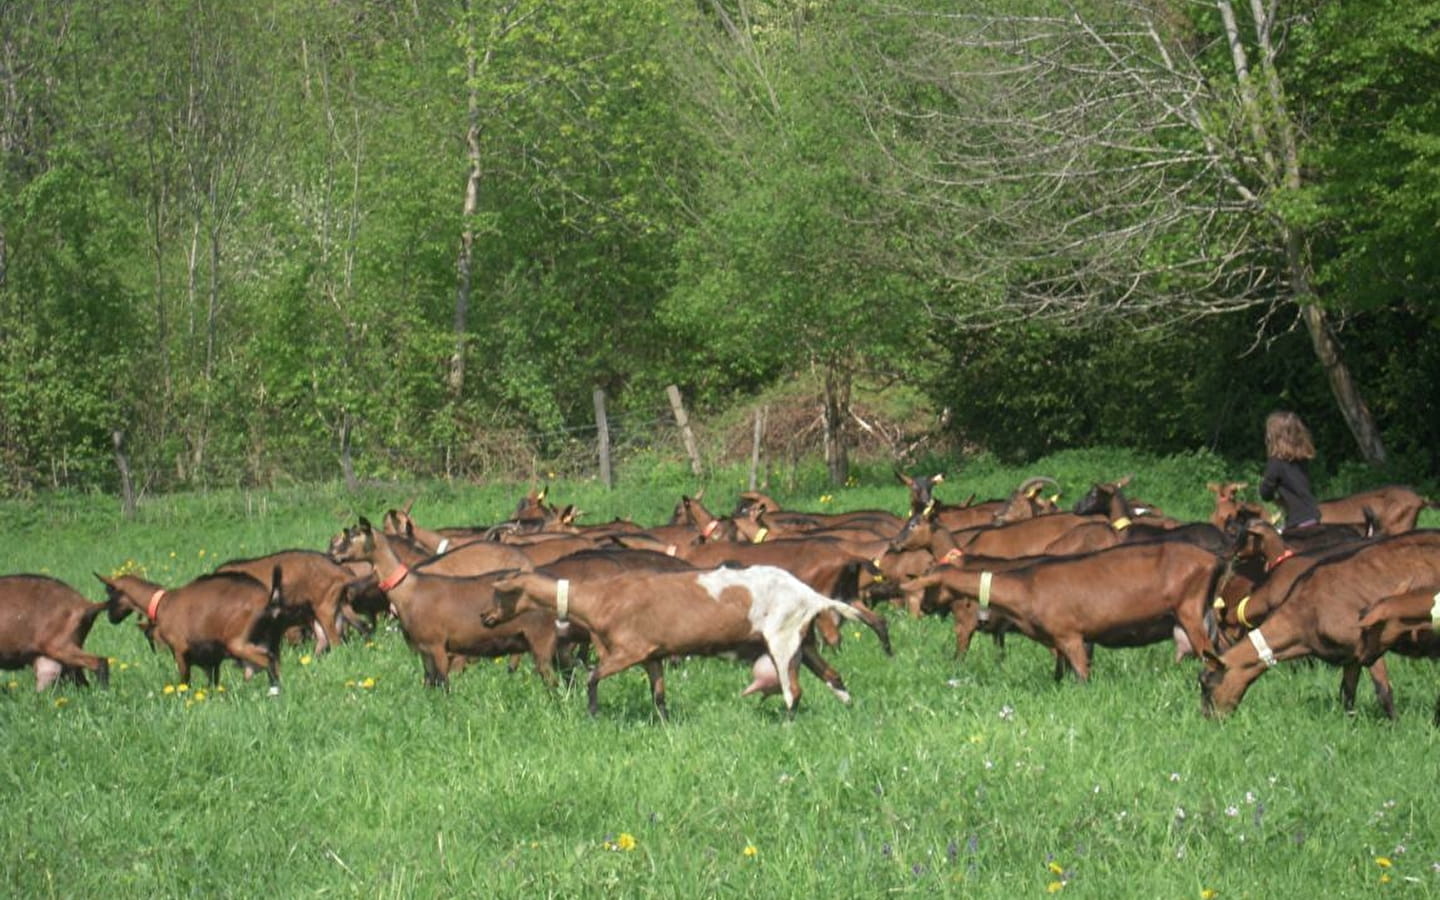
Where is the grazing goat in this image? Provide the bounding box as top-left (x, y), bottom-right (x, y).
top-left (483, 565), bottom-right (876, 719)
top-left (97, 569), bottom-right (289, 693)
top-left (0, 575), bottom-right (110, 690)
top-left (1200, 530), bottom-right (1440, 719)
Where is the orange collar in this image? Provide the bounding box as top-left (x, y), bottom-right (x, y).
top-left (1267, 549), bottom-right (1297, 572)
top-left (701, 520), bottom-right (720, 539)
top-left (377, 565), bottom-right (411, 592)
top-left (146, 589), bottom-right (167, 621)
top-left (942, 548), bottom-right (965, 564)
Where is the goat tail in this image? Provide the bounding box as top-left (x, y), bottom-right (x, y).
top-left (828, 599), bottom-right (893, 657)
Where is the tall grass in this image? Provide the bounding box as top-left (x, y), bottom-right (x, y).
top-left (2, 452), bottom-right (1437, 897)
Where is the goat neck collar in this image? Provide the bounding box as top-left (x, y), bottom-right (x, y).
top-left (555, 579), bottom-right (571, 624)
top-left (377, 564), bottom-right (411, 592)
top-left (1431, 591), bottom-right (1440, 631)
top-left (1266, 548), bottom-right (1296, 572)
top-left (146, 589), bottom-right (167, 622)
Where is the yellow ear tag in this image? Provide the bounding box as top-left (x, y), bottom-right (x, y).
top-left (751, 527), bottom-right (769, 544)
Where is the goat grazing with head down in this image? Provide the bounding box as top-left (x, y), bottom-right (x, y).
top-left (0, 575), bottom-right (111, 690)
top-left (97, 567), bottom-right (290, 693)
top-left (482, 565), bottom-right (878, 720)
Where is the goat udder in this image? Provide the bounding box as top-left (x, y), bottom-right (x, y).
top-left (34, 656), bottom-right (63, 691)
top-left (741, 655), bottom-right (781, 698)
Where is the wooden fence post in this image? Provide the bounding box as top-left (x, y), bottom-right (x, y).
top-left (748, 406), bottom-right (766, 491)
top-left (666, 384), bottom-right (703, 478)
top-left (112, 430), bottom-right (136, 520)
top-left (594, 387), bottom-right (613, 489)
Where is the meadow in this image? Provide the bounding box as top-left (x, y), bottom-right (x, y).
top-left (2, 449), bottom-right (1438, 898)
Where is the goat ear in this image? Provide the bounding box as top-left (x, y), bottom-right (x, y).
top-left (358, 516), bottom-right (373, 533)
top-left (93, 572), bottom-right (113, 588)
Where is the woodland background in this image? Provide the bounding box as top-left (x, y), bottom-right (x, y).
top-left (3, 0), bottom-right (1439, 497)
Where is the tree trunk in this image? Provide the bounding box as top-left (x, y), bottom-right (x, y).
top-left (1299, 304), bottom-right (1387, 465)
top-left (449, 2), bottom-right (484, 397)
top-left (1221, 0), bottom-right (1387, 465)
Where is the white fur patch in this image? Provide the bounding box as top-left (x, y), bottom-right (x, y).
top-left (695, 565), bottom-right (851, 709)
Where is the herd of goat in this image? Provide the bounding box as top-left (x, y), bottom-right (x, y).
top-left (3, 473), bottom-right (1439, 722)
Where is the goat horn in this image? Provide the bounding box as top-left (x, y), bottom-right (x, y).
top-left (1017, 476), bottom-right (1059, 494)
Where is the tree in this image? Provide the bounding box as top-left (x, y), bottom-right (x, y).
top-left (663, 0), bottom-right (927, 484)
top-left (862, 0), bottom-right (1391, 463)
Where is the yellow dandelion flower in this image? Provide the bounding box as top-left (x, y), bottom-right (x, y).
top-left (194, 690), bottom-right (207, 702)
top-left (743, 845), bottom-right (758, 858)
top-left (216, 685), bottom-right (226, 693)
top-left (107, 657), bottom-right (118, 665)
top-left (176, 683), bottom-right (189, 693)
top-left (119, 663), bottom-right (131, 671)
top-left (299, 654), bottom-right (313, 666)
top-left (364, 641), bottom-right (376, 649)
top-left (344, 680), bottom-right (357, 689)
top-left (197, 549), bottom-right (206, 557)
top-left (162, 684), bottom-right (176, 695)
top-left (1047, 862), bottom-right (1065, 875)
top-left (360, 677), bottom-right (376, 689)
top-left (1201, 889), bottom-right (1219, 900)
top-left (54, 697), bottom-right (69, 708)
top-left (616, 833), bottom-right (637, 852)
top-left (1046, 880), bottom-right (1066, 893)
top-left (6, 680), bottom-right (18, 690)
top-left (1380, 874), bottom-right (1392, 884)
top-left (1376, 857), bottom-right (1393, 868)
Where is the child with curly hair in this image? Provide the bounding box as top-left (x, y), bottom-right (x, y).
top-left (1259, 410), bottom-right (1320, 532)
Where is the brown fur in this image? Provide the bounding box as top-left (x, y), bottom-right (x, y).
top-left (0, 575), bottom-right (110, 689)
top-left (1200, 530), bottom-right (1440, 720)
top-left (97, 570), bottom-right (287, 690)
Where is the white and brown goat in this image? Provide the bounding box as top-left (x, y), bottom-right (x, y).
top-left (483, 564), bottom-right (880, 719)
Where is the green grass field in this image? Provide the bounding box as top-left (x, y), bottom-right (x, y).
top-left (2, 450), bottom-right (1437, 897)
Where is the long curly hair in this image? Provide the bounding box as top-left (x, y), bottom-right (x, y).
top-left (1265, 410), bottom-right (1316, 462)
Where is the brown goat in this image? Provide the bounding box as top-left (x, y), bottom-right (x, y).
top-left (1357, 587), bottom-right (1440, 668)
top-left (97, 569), bottom-right (289, 692)
top-left (483, 565), bottom-right (874, 719)
top-left (335, 519), bottom-right (565, 688)
top-left (1200, 530), bottom-right (1440, 719)
top-left (1317, 485), bottom-right (1434, 535)
top-left (0, 575), bottom-right (110, 690)
top-left (897, 540), bottom-right (1225, 681)
top-left (216, 550), bottom-right (354, 654)
top-left (1207, 481), bottom-right (1264, 530)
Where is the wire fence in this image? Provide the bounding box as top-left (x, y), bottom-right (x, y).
top-left (6, 387), bottom-right (941, 500)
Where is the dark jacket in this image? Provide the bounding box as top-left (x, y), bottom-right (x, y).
top-left (1259, 457), bottom-right (1320, 530)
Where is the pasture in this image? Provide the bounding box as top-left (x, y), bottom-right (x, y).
top-left (2, 449), bottom-right (1438, 897)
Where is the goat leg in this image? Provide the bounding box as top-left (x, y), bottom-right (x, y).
top-left (644, 659), bottom-right (668, 720)
top-left (1366, 659), bottom-right (1396, 719)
